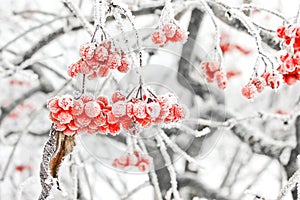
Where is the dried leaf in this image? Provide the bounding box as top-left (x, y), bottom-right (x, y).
top-left (38, 127), bottom-right (76, 200)
top-left (49, 131), bottom-right (76, 178)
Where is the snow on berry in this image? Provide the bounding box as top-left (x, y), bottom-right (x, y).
top-left (84, 101), bottom-right (101, 118)
top-left (241, 83), bottom-right (257, 99)
top-left (266, 74), bottom-right (282, 89)
top-left (133, 100), bottom-right (147, 119)
top-left (112, 150), bottom-right (150, 172)
top-left (112, 101), bottom-right (127, 117)
top-left (215, 71), bottom-right (228, 89)
top-left (162, 23), bottom-right (176, 38)
top-left (67, 62), bottom-right (80, 78)
top-left (151, 31), bottom-right (167, 46)
top-left (251, 77), bottom-right (266, 93)
top-left (71, 99), bottom-right (84, 116)
top-left (56, 111), bottom-right (73, 124)
top-left (58, 95), bottom-right (74, 110)
top-left (47, 97), bottom-right (61, 113)
top-left (169, 28), bottom-right (188, 43)
top-left (112, 91), bottom-right (126, 103)
top-left (146, 101), bottom-right (161, 119)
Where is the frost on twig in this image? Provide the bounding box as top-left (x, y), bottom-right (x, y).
top-left (277, 169), bottom-right (300, 200)
top-left (38, 127), bottom-right (76, 200)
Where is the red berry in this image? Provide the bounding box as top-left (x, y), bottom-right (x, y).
top-left (64, 128), bottom-right (76, 136)
top-left (107, 111), bottom-right (118, 124)
top-left (267, 74), bottom-right (282, 89)
top-left (67, 62), bottom-right (80, 78)
top-left (241, 83), bottom-right (257, 99)
top-left (75, 114), bottom-right (92, 127)
top-left (251, 77), bottom-right (266, 93)
top-left (169, 29), bottom-right (188, 42)
top-left (112, 91), bottom-right (126, 103)
top-left (94, 46), bottom-right (108, 61)
top-left (151, 31), bottom-right (167, 45)
top-left (97, 96), bottom-right (109, 106)
top-left (71, 99), bottom-right (84, 116)
top-left (108, 123), bottom-right (120, 135)
top-left (84, 101), bottom-right (101, 118)
top-left (162, 23), bottom-right (176, 38)
top-left (47, 97), bottom-right (61, 113)
top-left (56, 111), bottom-right (73, 124)
top-left (112, 101), bottom-right (127, 117)
top-left (276, 25), bottom-right (287, 38)
top-left (93, 112), bottom-right (106, 126)
top-left (78, 60), bottom-right (91, 74)
top-left (79, 43), bottom-right (91, 58)
top-left (97, 65), bottom-right (110, 77)
top-left (80, 93), bottom-right (94, 103)
top-left (215, 71), bottom-right (227, 89)
top-left (58, 95), bottom-right (74, 110)
top-left (54, 122), bottom-right (67, 131)
top-left (133, 100), bottom-right (147, 119)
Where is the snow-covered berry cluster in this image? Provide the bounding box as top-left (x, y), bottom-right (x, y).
top-left (47, 93), bottom-right (122, 136)
top-left (276, 24), bottom-right (300, 85)
top-left (151, 23), bottom-right (188, 46)
top-left (241, 72), bottom-right (281, 99)
top-left (47, 89), bottom-right (187, 136)
top-left (110, 89), bottom-right (187, 135)
top-left (67, 41), bottom-right (130, 79)
top-left (200, 61), bottom-right (228, 89)
top-left (112, 150), bottom-right (150, 172)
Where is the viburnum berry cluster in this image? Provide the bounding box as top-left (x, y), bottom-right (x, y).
top-left (200, 61), bottom-right (228, 89)
top-left (110, 88), bottom-right (187, 135)
top-left (67, 40), bottom-right (130, 79)
top-left (277, 24), bottom-right (300, 85)
top-left (241, 72), bottom-right (281, 99)
top-left (47, 88), bottom-right (187, 136)
top-left (112, 150), bottom-right (150, 172)
top-left (151, 23), bottom-right (188, 46)
top-left (47, 93), bottom-right (122, 136)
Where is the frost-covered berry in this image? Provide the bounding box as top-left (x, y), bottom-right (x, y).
top-left (169, 29), bottom-right (188, 42)
top-left (251, 77), bottom-right (266, 93)
top-left (97, 65), bottom-right (110, 77)
top-left (94, 46), bottom-right (108, 61)
top-left (56, 111), bottom-right (73, 124)
top-left (162, 23), bottom-right (177, 38)
top-left (71, 99), bottom-right (84, 116)
top-left (151, 31), bottom-right (167, 45)
top-left (78, 60), bottom-right (91, 74)
top-left (112, 91), bottom-right (126, 103)
top-left (267, 74), bottom-right (282, 89)
top-left (112, 101), bottom-right (127, 117)
top-left (241, 83), bottom-right (257, 99)
top-left (146, 101), bottom-right (161, 119)
top-left (58, 95), bottom-right (74, 110)
top-left (215, 71), bottom-right (227, 89)
top-left (84, 101), bottom-right (101, 118)
top-left (67, 62), bottom-right (80, 78)
top-left (47, 97), bottom-right (61, 113)
top-left (133, 100), bottom-right (147, 119)
top-left (79, 43), bottom-right (91, 58)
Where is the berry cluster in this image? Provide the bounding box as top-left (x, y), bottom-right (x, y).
top-left (47, 93), bottom-right (121, 136)
top-left (67, 41), bottom-right (130, 79)
top-left (151, 23), bottom-right (188, 46)
top-left (241, 72), bottom-right (281, 99)
top-left (112, 150), bottom-right (150, 172)
top-left (200, 61), bottom-right (228, 89)
top-left (276, 24), bottom-right (300, 85)
top-left (47, 89), bottom-right (187, 136)
top-left (110, 89), bottom-right (187, 135)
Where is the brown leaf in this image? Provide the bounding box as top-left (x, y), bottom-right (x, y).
top-left (49, 131), bottom-right (76, 178)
